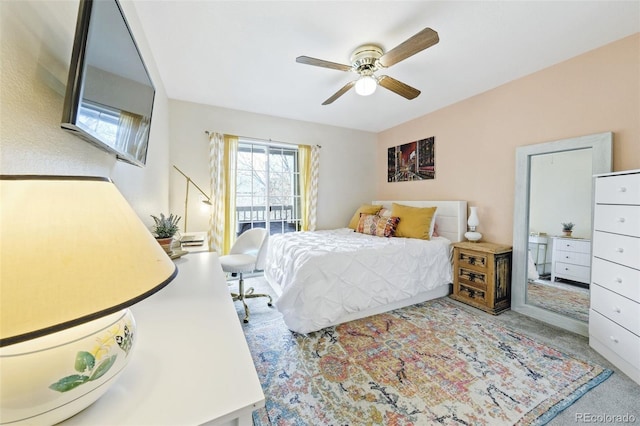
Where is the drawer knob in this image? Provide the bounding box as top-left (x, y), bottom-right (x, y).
top-left (613, 306), bottom-right (621, 314)
top-left (617, 186), bottom-right (627, 193)
top-left (610, 336), bottom-right (619, 343)
top-left (615, 277), bottom-right (623, 284)
top-left (616, 247), bottom-right (625, 253)
top-left (616, 217), bottom-right (626, 223)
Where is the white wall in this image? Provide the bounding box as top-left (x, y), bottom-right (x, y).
top-left (169, 100), bottom-right (378, 232)
top-left (529, 149), bottom-right (593, 239)
top-left (0, 0), bottom-right (170, 225)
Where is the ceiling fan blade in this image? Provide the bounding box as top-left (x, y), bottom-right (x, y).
top-left (296, 56), bottom-right (352, 72)
top-left (378, 75), bottom-right (420, 100)
top-left (322, 81), bottom-right (356, 105)
top-left (378, 27), bottom-right (439, 68)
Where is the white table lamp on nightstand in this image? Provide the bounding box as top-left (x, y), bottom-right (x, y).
top-left (0, 176), bottom-right (177, 425)
top-left (465, 206), bottom-right (483, 242)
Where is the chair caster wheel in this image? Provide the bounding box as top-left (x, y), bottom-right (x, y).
top-left (268, 303), bottom-right (273, 307)
top-left (243, 319), bottom-right (249, 323)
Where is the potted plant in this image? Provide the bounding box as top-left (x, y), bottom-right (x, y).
top-left (151, 213), bottom-right (181, 254)
top-left (561, 222), bottom-right (574, 237)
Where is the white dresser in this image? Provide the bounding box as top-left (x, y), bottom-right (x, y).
top-left (551, 236), bottom-right (591, 285)
top-left (589, 169), bottom-right (640, 385)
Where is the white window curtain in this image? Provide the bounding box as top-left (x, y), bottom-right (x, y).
top-left (115, 111), bottom-right (142, 152)
top-left (207, 132), bottom-right (238, 254)
top-left (299, 144), bottom-right (320, 231)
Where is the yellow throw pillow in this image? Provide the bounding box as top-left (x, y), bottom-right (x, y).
top-left (391, 203), bottom-right (437, 240)
top-left (347, 204), bottom-right (383, 229)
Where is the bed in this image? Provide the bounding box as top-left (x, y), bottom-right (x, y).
top-left (264, 200), bottom-right (468, 333)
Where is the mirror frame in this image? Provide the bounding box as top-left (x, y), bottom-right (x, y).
top-left (511, 132), bottom-right (612, 336)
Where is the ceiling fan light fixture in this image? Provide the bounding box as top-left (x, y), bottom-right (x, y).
top-left (355, 75), bottom-right (377, 96)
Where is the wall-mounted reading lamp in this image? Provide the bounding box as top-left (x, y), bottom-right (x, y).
top-left (172, 165), bottom-right (211, 233)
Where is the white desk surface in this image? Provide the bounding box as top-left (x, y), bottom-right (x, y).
top-left (63, 252), bottom-right (265, 425)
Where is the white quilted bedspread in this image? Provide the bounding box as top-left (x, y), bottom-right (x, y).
top-left (264, 228), bottom-right (453, 333)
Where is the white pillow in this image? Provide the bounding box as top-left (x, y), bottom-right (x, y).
top-left (378, 207), bottom-right (392, 217)
top-left (430, 210), bottom-right (438, 238)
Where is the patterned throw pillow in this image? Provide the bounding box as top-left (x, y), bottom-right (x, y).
top-left (356, 213), bottom-right (400, 238)
top-left (347, 204), bottom-right (383, 229)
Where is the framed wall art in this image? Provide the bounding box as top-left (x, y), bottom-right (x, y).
top-left (387, 137), bottom-right (435, 182)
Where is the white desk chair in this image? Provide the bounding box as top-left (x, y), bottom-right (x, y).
top-left (218, 228), bottom-right (273, 323)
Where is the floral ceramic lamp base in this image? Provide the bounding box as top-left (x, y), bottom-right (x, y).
top-left (0, 309), bottom-right (135, 425)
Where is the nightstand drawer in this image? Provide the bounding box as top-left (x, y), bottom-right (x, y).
top-left (594, 204), bottom-right (640, 237)
top-left (590, 310), bottom-right (640, 367)
top-left (595, 173), bottom-right (640, 205)
top-left (457, 267), bottom-right (487, 290)
top-left (592, 257), bottom-right (640, 303)
top-left (458, 250), bottom-right (488, 269)
top-left (554, 261), bottom-right (590, 283)
top-left (592, 284), bottom-right (640, 336)
top-left (593, 231), bottom-right (640, 269)
top-left (456, 283), bottom-right (488, 304)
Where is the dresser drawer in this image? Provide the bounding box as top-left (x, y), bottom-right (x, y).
top-left (591, 284), bottom-right (640, 336)
top-left (595, 173), bottom-right (640, 205)
top-left (554, 238), bottom-right (591, 254)
top-left (553, 250), bottom-right (590, 267)
top-left (590, 310), bottom-right (640, 368)
top-left (594, 204), bottom-right (640, 237)
top-left (554, 262), bottom-right (590, 283)
top-left (592, 257), bottom-right (640, 302)
top-left (593, 231), bottom-right (640, 269)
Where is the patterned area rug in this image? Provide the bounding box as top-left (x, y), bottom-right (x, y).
top-left (527, 281), bottom-right (589, 322)
top-left (245, 297), bottom-right (611, 426)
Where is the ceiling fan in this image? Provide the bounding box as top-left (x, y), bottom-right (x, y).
top-left (296, 27), bottom-right (439, 105)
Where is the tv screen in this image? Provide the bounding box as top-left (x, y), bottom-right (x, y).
top-left (61, 0), bottom-right (155, 167)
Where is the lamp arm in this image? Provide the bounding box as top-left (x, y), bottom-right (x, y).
top-left (172, 165), bottom-right (211, 202)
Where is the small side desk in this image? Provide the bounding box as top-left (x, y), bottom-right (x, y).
top-left (63, 252), bottom-right (265, 426)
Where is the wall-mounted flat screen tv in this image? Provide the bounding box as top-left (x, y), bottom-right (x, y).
top-left (61, 0), bottom-right (155, 167)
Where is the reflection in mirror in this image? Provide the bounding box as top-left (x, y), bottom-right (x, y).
top-left (526, 149), bottom-right (592, 323)
top-left (511, 132), bottom-right (612, 337)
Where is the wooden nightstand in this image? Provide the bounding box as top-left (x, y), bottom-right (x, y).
top-left (450, 241), bottom-right (513, 315)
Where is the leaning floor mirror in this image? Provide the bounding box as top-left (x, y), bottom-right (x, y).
top-left (511, 132), bottom-right (612, 336)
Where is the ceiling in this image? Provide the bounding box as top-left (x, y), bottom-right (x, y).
top-left (135, 2), bottom-right (637, 132)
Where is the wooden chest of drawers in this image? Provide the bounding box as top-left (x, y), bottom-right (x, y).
top-left (450, 241), bottom-right (512, 315)
top-left (551, 237), bottom-right (591, 285)
top-left (589, 169), bottom-right (640, 385)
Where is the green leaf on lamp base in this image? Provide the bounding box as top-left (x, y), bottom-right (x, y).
top-left (74, 351), bottom-right (96, 373)
top-left (49, 374), bottom-right (90, 392)
top-left (89, 355), bottom-right (117, 381)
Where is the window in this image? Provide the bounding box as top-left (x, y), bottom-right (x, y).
top-left (77, 101), bottom-right (119, 145)
top-left (235, 140), bottom-right (301, 235)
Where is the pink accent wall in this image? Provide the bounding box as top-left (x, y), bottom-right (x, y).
top-left (377, 33), bottom-right (640, 245)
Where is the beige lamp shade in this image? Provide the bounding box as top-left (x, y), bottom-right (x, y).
top-left (0, 176), bottom-right (177, 347)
